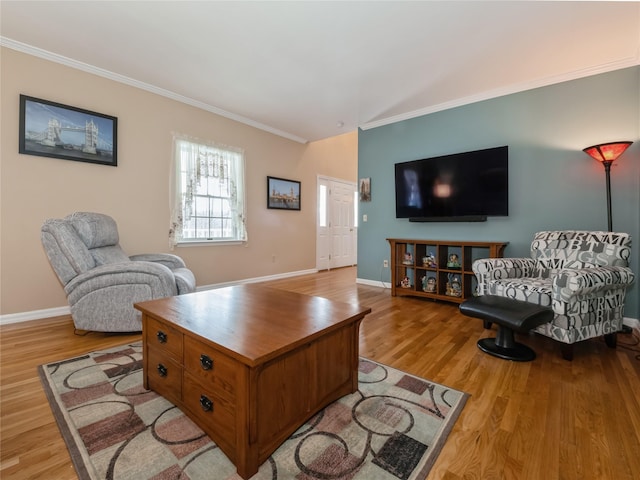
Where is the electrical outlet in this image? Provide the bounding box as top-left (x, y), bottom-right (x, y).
top-left (383, 260), bottom-right (389, 268)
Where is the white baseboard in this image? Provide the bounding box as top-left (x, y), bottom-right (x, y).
top-left (0, 269), bottom-right (318, 326)
top-left (356, 277), bottom-right (391, 290)
top-left (624, 317), bottom-right (640, 331)
top-left (195, 268), bottom-right (318, 291)
top-left (0, 306), bottom-right (71, 325)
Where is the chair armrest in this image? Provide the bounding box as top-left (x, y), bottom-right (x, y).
top-left (472, 258), bottom-right (537, 279)
top-left (129, 253), bottom-right (186, 270)
top-left (64, 261), bottom-right (177, 302)
top-left (553, 266), bottom-right (635, 300)
top-left (472, 258), bottom-right (537, 296)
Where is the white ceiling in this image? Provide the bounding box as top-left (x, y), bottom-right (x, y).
top-left (2, 1), bottom-right (639, 143)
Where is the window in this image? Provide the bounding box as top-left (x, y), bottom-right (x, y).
top-left (170, 135), bottom-right (247, 246)
top-left (319, 184), bottom-right (327, 227)
top-left (354, 191), bottom-right (359, 228)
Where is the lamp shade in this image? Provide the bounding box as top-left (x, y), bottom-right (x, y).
top-left (583, 141), bottom-right (632, 163)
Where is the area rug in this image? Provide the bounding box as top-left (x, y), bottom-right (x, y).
top-left (38, 342), bottom-right (468, 480)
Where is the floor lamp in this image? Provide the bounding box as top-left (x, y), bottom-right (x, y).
top-left (583, 141), bottom-right (633, 334)
top-left (582, 141), bottom-right (632, 232)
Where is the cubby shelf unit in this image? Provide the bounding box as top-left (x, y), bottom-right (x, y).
top-left (387, 238), bottom-right (508, 304)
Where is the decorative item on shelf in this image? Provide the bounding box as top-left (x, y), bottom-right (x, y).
top-left (582, 141), bottom-right (632, 231)
top-left (401, 276), bottom-right (411, 288)
top-left (447, 253), bottom-right (460, 269)
top-left (446, 274), bottom-right (462, 297)
top-left (402, 252), bottom-right (413, 265)
top-left (422, 275), bottom-right (436, 293)
top-left (422, 252), bottom-right (437, 268)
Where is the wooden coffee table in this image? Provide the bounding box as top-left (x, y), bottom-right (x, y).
top-left (135, 284), bottom-right (371, 479)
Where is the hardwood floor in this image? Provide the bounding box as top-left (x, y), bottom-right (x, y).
top-left (2, 267), bottom-right (639, 479)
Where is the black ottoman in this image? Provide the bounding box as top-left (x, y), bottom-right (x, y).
top-left (459, 295), bottom-right (553, 361)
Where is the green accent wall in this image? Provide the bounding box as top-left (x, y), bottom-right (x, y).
top-left (358, 66), bottom-right (639, 318)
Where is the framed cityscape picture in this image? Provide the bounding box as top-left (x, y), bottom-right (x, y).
top-left (19, 95), bottom-right (117, 166)
top-left (267, 176), bottom-right (301, 210)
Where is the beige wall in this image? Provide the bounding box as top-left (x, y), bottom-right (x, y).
top-left (0, 48), bottom-right (357, 316)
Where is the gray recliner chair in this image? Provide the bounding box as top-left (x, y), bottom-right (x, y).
top-left (41, 212), bottom-right (196, 332)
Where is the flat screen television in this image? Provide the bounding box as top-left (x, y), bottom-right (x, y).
top-left (395, 146), bottom-right (508, 222)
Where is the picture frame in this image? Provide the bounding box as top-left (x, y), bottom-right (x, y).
top-left (267, 176), bottom-right (301, 210)
top-left (19, 94), bottom-right (117, 166)
top-left (359, 177), bottom-right (371, 202)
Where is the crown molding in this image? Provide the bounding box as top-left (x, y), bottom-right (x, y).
top-left (3, 36), bottom-right (637, 141)
top-left (360, 56), bottom-right (640, 131)
top-left (0, 37), bottom-right (308, 144)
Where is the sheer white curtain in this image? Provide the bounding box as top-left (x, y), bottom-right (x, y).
top-left (170, 134), bottom-right (247, 247)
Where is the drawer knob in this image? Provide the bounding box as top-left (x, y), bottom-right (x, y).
top-left (200, 395), bottom-right (213, 412)
top-left (156, 330), bottom-right (167, 343)
top-left (157, 364), bottom-right (168, 377)
top-left (200, 354), bottom-right (214, 370)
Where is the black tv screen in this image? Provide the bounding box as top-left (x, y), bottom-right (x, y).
top-left (395, 146), bottom-right (508, 221)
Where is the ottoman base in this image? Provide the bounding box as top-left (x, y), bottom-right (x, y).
top-left (460, 295), bottom-right (553, 362)
top-left (477, 337), bottom-right (536, 362)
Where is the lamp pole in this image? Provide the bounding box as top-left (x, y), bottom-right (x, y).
top-left (602, 160), bottom-right (613, 232)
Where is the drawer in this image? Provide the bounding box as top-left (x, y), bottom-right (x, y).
top-left (146, 347), bottom-right (182, 405)
top-left (145, 316), bottom-right (183, 362)
top-left (183, 371), bottom-right (236, 457)
top-left (184, 336), bottom-right (237, 400)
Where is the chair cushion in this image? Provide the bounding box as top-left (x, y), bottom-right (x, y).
top-left (68, 212), bottom-right (120, 249)
top-left (91, 245), bottom-right (131, 266)
top-left (534, 257), bottom-right (598, 278)
top-left (41, 219), bottom-right (96, 282)
top-left (531, 231), bottom-right (631, 277)
top-left (487, 277), bottom-right (553, 307)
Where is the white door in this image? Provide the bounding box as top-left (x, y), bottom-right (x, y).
top-left (316, 177), bottom-right (357, 270)
top-left (317, 178), bottom-right (331, 271)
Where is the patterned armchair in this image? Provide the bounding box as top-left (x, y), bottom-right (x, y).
top-left (473, 231), bottom-right (635, 360)
top-left (41, 212), bottom-right (196, 332)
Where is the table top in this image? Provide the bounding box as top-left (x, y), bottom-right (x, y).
top-left (135, 284), bottom-right (371, 367)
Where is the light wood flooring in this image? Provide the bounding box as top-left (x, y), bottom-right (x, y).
top-left (1, 267), bottom-right (639, 479)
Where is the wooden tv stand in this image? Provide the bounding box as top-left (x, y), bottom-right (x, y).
top-left (135, 284), bottom-right (371, 479)
top-left (387, 238), bottom-right (508, 303)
